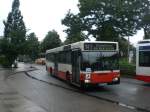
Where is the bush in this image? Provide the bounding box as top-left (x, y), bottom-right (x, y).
top-left (119, 58), bottom-right (136, 77)
top-left (0, 55), bottom-right (12, 68)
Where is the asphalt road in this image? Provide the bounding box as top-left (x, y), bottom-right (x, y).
top-left (4, 63), bottom-right (150, 112)
top-left (0, 65), bottom-right (47, 112)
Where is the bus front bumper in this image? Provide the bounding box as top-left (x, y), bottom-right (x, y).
top-left (81, 71), bottom-right (120, 84)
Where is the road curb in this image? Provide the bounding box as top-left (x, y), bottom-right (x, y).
top-left (5, 67), bottom-right (38, 80)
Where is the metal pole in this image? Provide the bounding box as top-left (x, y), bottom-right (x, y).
top-left (128, 36), bottom-right (130, 63)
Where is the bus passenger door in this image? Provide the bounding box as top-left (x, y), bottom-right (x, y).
top-left (71, 50), bottom-right (80, 84)
top-left (54, 53), bottom-right (58, 76)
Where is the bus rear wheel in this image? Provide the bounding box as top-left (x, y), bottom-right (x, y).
top-left (49, 67), bottom-right (53, 75)
top-left (66, 72), bottom-right (71, 84)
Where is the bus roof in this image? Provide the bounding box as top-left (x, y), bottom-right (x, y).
top-left (46, 41), bottom-right (118, 54)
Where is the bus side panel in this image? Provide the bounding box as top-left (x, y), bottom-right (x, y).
top-left (136, 67), bottom-right (150, 82)
top-left (46, 61), bottom-right (55, 74)
top-left (135, 75), bottom-right (150, 82)
top-left (57, 63), bottom-right (72, 80)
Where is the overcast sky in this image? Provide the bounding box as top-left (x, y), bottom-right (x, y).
top-left (0, 0), bottom-right (143, 44)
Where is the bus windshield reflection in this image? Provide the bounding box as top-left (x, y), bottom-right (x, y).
top-left (81, 52), bottom-right (119, 71)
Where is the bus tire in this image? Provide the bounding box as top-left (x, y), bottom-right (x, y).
top-left (114, 78), bottom-right (120, 84)
top-left (107, 78), bottom-right (120, 85)
top-left (66, 72), bottom-right (71, 84)
top-left (50, 67), bottom-right (53, 75)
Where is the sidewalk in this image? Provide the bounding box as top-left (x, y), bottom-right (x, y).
top-left (0, 63), bottom-right (47, 112)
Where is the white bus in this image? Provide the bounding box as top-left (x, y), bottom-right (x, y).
top-left (46, 41), bottom-right (120, 87)
top-left (136, 39), bottom-right (150, 82)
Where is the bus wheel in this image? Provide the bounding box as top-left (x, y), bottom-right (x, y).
top-left (66, 72), bottom-right (71, 84)
top-left (107, 78), bottom-right (120, 85)
top-left (50, 68), bottom-right (53, 75)
top-left (113, 78), bottom-right (120, 84)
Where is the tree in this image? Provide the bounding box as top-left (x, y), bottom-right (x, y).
top-left (41, 30), bottom-right (62, 52)
top-left (63, 0), bottom-right (150, 41)
top-left (142, 14), bottom-right (150, 39)
top-left (62, 11), bottom-right (87, 44)
top-left (1, 0), bottom-right (26, 67)
top-left (26, 33), bottom-right (39, 60)
top-left (78, 0), bottom-right (150, 41)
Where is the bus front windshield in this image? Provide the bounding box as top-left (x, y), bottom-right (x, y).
top-left (81, 51), bottom-right (119, 71)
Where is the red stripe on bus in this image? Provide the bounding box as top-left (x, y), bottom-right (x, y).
top-left (57, 71), bottom-right (66, 80)
top-left (90, 72), bottom-right (120, 84)
top-left (135, 75), bottom-right (150, 82)
top-left (48, 67), bottom-right (67, 80)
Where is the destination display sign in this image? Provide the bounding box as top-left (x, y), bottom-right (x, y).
top-left (84, 43), bottom-right (117, 51)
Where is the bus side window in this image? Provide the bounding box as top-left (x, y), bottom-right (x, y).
top-left (60, 52), bottom-right (64, 63)
top-left (63, 52), bottom-right (66, 63)
top-left (66, 52), bottom-right (71, 64)
top-left (47, 54), bottom-right (50, 61)
top-left (58, 52), bottom-right (65, 63)
top-left (51, 53), bottom-right (54, 62)
top-left (46, 54), bottom-right (48, 60)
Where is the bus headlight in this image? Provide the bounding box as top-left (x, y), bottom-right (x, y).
top-left (113, 77), bottom-right (118, 81)
top-left (85, 80), bottom-right (90, 83)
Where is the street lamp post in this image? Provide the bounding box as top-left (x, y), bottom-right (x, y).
top-left (128, 36), bottom-right (130, 63)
